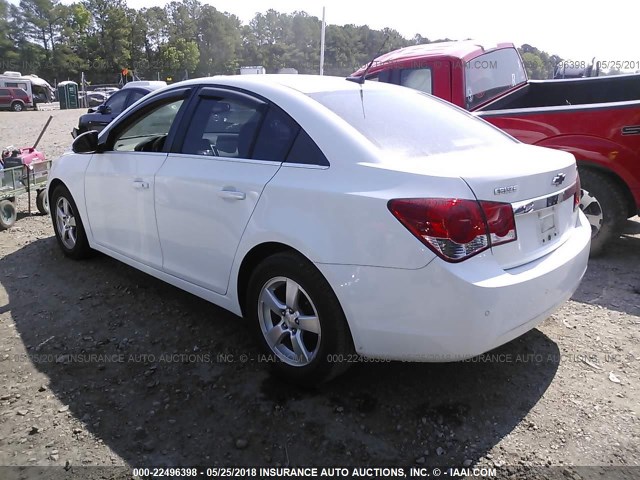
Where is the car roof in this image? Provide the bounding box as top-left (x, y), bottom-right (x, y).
top-left (352, 40), bottom-right (516, 75)
top-left (170, 74), bottom-right (397, 95)
top-left (122, 81), bottom-right (167, 91)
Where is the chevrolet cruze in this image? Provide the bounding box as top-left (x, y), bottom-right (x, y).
top-left (47, 75), bottom-right (591, 383)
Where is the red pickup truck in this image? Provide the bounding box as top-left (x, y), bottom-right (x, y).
top-left (353, 42), bottom-right (640, 255)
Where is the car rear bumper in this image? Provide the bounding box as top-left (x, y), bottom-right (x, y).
top-left (317, 210), bottom-right (591, 361)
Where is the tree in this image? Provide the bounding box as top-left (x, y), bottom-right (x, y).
top-left (159, 38), bottom-right (198, 78)
top-left (196, 5), bottom-right (241, 75)
top-left (83, 0), bottom-right (132, 80)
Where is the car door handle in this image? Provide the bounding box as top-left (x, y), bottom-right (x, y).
top-left (218, 188), bottom-right (246, 200)
top-left (132, 180), bottom-right (150, 189)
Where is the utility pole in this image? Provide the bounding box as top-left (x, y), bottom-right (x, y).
top-left (320, 7), bottom-right (326, 76)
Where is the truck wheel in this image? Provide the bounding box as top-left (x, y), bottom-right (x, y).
top-left (246, 251), bottom-right (354, 385)
top-left (11, 102), bottom-right (24, 112)
top-left (0, 200), bottom-right (17, 230)
top-left (578, 168), bottom-right (628, 257)
top-left (36, 189), bottom-right (49, 215)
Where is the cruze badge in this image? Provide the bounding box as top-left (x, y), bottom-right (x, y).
top-left (494, 185), bottom-right (518, 195)
top-left (552, 173), bottom-right (566, 186)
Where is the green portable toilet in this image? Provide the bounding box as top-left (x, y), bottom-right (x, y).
top-left (57, 81), bottom-right (79, 109)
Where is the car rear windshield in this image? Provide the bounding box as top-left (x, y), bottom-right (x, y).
top-left (309, 87), bottom-right (514, 158)
top-left (465, 48), bottom-right (527, 110)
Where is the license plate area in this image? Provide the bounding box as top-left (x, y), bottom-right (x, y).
top-left (538, 206), bottom-right (558, 245)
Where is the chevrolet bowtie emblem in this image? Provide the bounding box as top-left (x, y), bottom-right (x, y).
top-left (552, 173), bottom-right (566, 186)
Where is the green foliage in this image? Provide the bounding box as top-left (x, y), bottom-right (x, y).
top-left (518, 44), bottom-right (561, 79)
top-left (2, 0), bottom-right (564, 86)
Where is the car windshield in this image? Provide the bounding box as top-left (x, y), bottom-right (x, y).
top-left (309, 87), bottom-right (514, 158)
top-left (465, 48), bottom-right (527, 110)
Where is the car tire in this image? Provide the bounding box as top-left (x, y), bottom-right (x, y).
top-left (0, 199), bottom-right (17, 230)
top-left (11, 102), bottom-right (23, 112)
top-left (36, 189), bottom-right (49, 215)
top-left (246, 251), bottom-right (354, 385)
top-left (50, 185), bottom-right (93, 259)
top-left (578, 168), bottom-right (628, 257)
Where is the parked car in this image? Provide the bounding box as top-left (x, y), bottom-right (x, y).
top-left (92, 87), bottom-right (119, 97)
top-left (79, 91), bottom-right (108, 108)
top-left (0, 87), bottom-right (33, 111)
top-left (48, 75), bottom-right (590, 384)
top-left (353, 41), bottom-right (640, 255)
top-left (72, 82), bottom-right (167, 137)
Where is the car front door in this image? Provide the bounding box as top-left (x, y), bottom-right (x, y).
top-left (84, 90), bottom-right (190, 268)
top-left (154, 87), bottom-right (299, 294)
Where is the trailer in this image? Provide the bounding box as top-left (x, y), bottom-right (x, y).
top-left (0, 115), bottom-right (54, 229)
top-left (0, 160), bottom-right (51, 229)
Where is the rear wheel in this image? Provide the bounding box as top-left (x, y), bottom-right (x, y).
top-left (0, 200), bottom-right (17, 229)
top-left (578, 168), bottom-right (628, 256)
top-left (11, 102), bottom-right (23, 112)
top-left (50, 185), bottom-right (93, 259)
top-left (36, 189), bottom-right (49, 215)
top-left (246, 252), bottom-right (354, 385)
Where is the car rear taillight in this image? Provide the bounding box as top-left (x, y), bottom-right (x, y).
top-left (388, 198), bottom-right (517, 262)
top-left (561, 177), bottom-right (581, 211)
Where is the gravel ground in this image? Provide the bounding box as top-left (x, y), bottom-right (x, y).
top-left (0, 109), bottom-right (639, 479)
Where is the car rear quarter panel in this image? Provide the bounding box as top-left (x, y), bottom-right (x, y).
top-left (233, 159), bottom-right (480, 273)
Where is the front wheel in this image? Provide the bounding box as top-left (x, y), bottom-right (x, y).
top-left (50, 185), bottom-right (93, 259)
top-left (246, 252), bottom-right (354, 385)
top-left (578, 168), bottom-right (628, 257)
top-left (0, 199), bottom-right (17, 229)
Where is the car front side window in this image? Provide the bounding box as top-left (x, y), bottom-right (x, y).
top-left (112, 99), bottom-right (184, 152)
top-left (105, 91), bottom-right (127, 114)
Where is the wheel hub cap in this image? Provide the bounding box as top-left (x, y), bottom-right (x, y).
top-left (55, 197), bottom-right (77, 249)
top-left (258, 277), bottom-right (321, 367)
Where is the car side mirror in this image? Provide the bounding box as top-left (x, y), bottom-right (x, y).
top-left (97, 104), bottom-right (111, 114)
top-left (72, 130), bottom-right (99, 154)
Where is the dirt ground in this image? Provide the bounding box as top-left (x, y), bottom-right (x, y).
top-left (0, 110), bottom-right (639, 479)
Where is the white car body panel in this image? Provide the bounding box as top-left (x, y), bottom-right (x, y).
top-left (155, 154), bottom-right (281, 294)
top-left (47, 75), bottom-right (590, 362)
top-left (85, 151), bottom-right (166, 269)
top-left (317, 210), bottom-right (590, 359)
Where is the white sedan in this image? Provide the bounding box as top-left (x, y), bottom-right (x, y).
top-left (48, 75), bottom-right (591, 384)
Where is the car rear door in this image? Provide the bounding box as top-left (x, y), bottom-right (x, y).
top-left (84, 88), bottom-right (191, 268)
top-left (154, 87), bottom-right (298, 294)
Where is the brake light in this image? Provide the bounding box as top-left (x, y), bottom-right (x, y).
top-left (561, 178), bottom-right (581, 211)
top-left (388, 198), bottom-right (517, 262)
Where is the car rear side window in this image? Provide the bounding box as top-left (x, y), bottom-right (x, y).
top-left (286, 130), bottom-right (329, 166)
top-left (0, 89), bottom-right (10, 95)
top-left (400, 68), bottom-right (432, 94)
top-left (251, 106), bottom-right (299, 161)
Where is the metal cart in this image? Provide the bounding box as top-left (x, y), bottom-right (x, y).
top-left (0, 160), bottom-right (51, 230)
